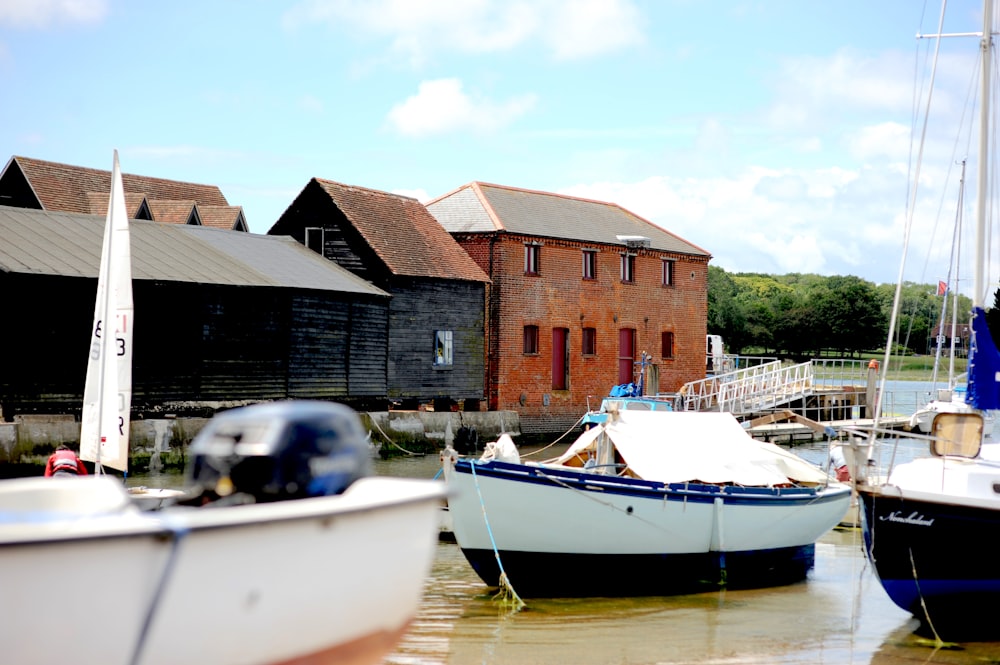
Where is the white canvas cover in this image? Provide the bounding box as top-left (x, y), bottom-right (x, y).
top-left (553, 410), bottom-right (830, 486)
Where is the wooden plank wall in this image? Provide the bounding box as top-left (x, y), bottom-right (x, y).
top-left (386, 277), bottom-right (485, 401)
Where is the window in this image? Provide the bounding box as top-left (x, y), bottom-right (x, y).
top-left (620, 254), bottom-right (635, 283)
top-left (305, 227), bottom-right (324, 255)
top-left (525, 244), bottom-right (540, 275)
top-left (582, 327), bottom-right (596, 355)
top-left (552, 328), bottom-right (569, 390)
top-left (434, 330), bottom-right (453, 366)
top-left (582, 250), bottom-right (597, 280)
top-left (662, 259), bottom-right (674, 286)
top-left (523, 325), bottom-right (539, 354)
top-left (662, 331), bottom-right (675, 359)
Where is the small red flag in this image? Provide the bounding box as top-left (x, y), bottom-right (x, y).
top-left (937, 281), bottom-right (947, 296)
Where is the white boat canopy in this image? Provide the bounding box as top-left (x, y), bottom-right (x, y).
top-left (551, 410), bottom-right (831, 486)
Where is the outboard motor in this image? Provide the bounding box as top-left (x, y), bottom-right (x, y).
top-left (185, 401), bottom-right (372, 505)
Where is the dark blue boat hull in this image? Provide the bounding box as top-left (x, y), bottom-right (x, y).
top-left (857, 488), bottom-right (1000, 639)
top-left (459, 544), bottom-right (816, 597)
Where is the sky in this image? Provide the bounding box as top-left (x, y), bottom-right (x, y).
top-left (1, 0), bottom-right (996, 291)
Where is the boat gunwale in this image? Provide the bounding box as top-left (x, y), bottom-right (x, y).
top-left (454, 458), bottom-right (850, 506)
top-left (0, 477), bottom-right (447, 547)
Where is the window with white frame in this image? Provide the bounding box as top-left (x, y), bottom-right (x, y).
top-left (621, 253), bottom-right (635, 283)
top-left (434, 330), bottom-right (453, 366)
top-left (662, 259), bottom-right (674, 286)
top-left (305, 227), bottom-right (324, 255)
top-left (582, 250), bottom-right (597, 280)
top-left (525, 244), bottom-right (540, 275)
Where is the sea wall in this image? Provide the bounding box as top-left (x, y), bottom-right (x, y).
top-left (0, 409), bottom-right (522, 472)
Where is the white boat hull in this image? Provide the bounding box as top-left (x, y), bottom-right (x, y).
top-left (0, 475), bottom-right (446, 665)
top-left (443, 458), bottom-right (850, 596)
top-left (909, 398), bottom-right (994, 435)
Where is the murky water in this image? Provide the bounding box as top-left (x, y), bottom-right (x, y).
top-left (127, 383), bottom-right (1000, 664)
top-left (371, 438), bottom-right (1000, 665)
top-left (383, 532), bottom-right (1000, 665)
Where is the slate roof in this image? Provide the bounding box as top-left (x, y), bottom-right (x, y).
top-left (427, 181), bottom-right (710, 257)
top-left (0, 207), bottom-right (388, 297)
top-left (1, 156), bottom-right (246, 232)
top-left (309, 178), bottom-right (489, 283)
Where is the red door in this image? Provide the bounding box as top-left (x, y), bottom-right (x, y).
top-left (618, 328), bottom-right (635, 385)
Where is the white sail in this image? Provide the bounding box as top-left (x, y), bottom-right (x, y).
top-left (80, 150), bottom-right (133, 472)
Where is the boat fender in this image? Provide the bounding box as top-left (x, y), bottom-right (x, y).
top-left (479, 433), bottom-right (521, 464)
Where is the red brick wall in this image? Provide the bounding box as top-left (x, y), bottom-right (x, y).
top-left (454, 233), bottom-right (708, 433)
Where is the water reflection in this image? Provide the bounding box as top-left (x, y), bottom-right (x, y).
top-left (384, 530), bottom-right (1000, 665)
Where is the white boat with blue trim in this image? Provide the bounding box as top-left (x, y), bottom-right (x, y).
top-left (442, 408), bottom-right (850, 597)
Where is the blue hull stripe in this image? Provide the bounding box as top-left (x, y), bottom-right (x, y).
top-left (455, 459), bottom-right (848, 508)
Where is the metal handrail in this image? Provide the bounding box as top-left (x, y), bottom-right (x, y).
top-left (678, 360), bottom-right (815, 415)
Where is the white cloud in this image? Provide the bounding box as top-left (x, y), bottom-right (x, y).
top-left (847, 122), bottom-right (910, 162)
top-left (283, 0), bottom-right (643, 64)
top-left (386, 78), bottom-right (537, 137)
top-left (0, 0), bottom-right (107, 28)
top-left (555, 162), bottom-right (933, 283)
top-left (545, 0), bottom-right (644, 60)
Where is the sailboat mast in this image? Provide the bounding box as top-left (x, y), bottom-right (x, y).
top-left (949, 160), bottom-right (965, 389)
top-left (93, 153), bottom-right (121, 473)
top-left (975, 0), bottom-right (993, 309)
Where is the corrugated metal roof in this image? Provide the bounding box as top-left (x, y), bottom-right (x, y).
top-left (428, 182), bottom-right (710, 257)
top-left (0, 207), bottom-right (389, 297)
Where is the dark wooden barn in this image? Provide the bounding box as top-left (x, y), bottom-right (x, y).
top-left (269, 178), bottom-right (490, 410)
top-left (0, 208), bottom-right (391, 420)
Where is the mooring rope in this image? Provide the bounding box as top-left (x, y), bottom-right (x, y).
top-left (366, 414), bottom-right (423, 456)
top-left (909, 547), bottom-right (945, 645)
top-left (468, 460), bottom-right (525, 611)
top-left (519, 414), bottom-right (585, 459)
top-left (129, 519), bottom-right (190, 665)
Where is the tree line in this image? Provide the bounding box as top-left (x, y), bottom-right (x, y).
top-left (706, 266), bottom-right (1000, 359)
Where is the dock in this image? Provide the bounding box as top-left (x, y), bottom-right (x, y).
top-left (673, 359), bottom-right (914, 444)
top-left (745, 415), bottom-right (911, 444)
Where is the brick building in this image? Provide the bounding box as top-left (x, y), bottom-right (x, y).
top-left (427, 182), bottom-right (711, 434)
